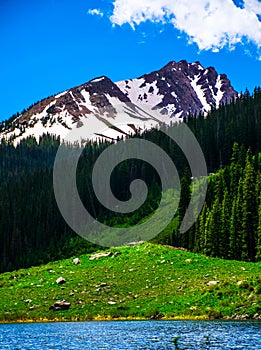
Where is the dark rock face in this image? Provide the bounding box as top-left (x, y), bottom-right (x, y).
top-left (43, 76), bottom-right (130, 120)
top-left (119, 60), bottom-right (237, 118)
top-left (0, 60), bottom-right (238, 143)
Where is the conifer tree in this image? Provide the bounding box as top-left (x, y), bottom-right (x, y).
top-left (220, 190), bottom-right (230, 259)
top-left (194, 203), bottom-right (208, 253)
top-left (241, 149), bottom-right (257, 260)
top-left (202, 207), bottom-right (211, 256)
top-left (207, 197), bottom-right (221, 257)
top-left (256, 199), bottom-right (261, 261)
top-left (230, 142), bottom-right (243, 196)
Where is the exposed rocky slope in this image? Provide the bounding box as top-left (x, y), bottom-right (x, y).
top-left (0, 60), bottom-right (237, 144)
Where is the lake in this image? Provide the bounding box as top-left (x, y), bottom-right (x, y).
top-left (0, 320), bottom-right (260, 349)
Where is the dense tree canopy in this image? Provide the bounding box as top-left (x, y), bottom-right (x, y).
top-left (0, 87), bottom-right (261, 271)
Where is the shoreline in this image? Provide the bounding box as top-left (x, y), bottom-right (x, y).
top-left (1, 315), bottom-right (261, 325)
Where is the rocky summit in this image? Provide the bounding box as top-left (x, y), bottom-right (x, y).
top-left (0, 60), bottom-right (237, 144)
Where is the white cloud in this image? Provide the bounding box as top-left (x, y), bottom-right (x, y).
top-left (110, 0), bottom-right (261, 52)
top-left (244, 0), bottom-right (261, 15)
top-left (88, 8), bottom-right (104, 17)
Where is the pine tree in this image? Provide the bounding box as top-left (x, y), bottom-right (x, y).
top-left (207, 197), bottom-right (221, 257)
top-left (229, 178), bottom-right (243, 260)
top-left (194, 203), bottom-right (208, 253)
top-left (179, 167), bottom-right (192, 248)
top-left (219, 190), bottom-right (230, 259)
top-left (241, 149), bottom-right (257, 261)
top-left (202, 207), bottom-right (211, 256)
top-left (230, 142), bottom-right (243, 196)
top-left (256, 200), bottom-right (261, 261)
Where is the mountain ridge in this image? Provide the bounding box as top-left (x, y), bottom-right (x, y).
top-left (0, 60), bottom-right (237, 144)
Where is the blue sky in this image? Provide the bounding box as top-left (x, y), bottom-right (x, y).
top-left (0, 0), bottom-right (261, 121)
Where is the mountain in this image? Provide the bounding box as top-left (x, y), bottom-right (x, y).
top-left (116, 60), bottom-right (236, 116)
top-left (0, 60), bottom-right (237, 144)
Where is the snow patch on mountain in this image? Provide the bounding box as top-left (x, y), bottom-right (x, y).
top-left (214, 75), bottom-right (224, 106)
top-left (190, 74), bottom-right (210, 113)
top-left (0, 60), bottom-right (237, 145)
top-left (116, 78), bottom-right (163, 107)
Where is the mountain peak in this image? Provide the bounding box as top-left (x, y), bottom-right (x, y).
top-left (118, 60), bottom-right (237, 118)
top-left (161, 60), bottom-right (204, 71)
top-left (90, 76), bottom-right (109, 83)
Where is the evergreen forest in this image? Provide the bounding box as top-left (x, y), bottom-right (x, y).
top-left (0, 88), bottom-right (261, 272)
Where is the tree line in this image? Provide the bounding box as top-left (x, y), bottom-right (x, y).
top-left (0, 87), bottom-right (260, 271)
top-left (174, 143), bottom-right (261, 261)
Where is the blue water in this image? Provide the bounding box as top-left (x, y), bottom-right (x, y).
top-left (0, 320), bottom-right (260, 349)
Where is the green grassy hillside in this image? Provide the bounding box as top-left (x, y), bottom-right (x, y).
top-left (0, 243), bottom-right (261, 323)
